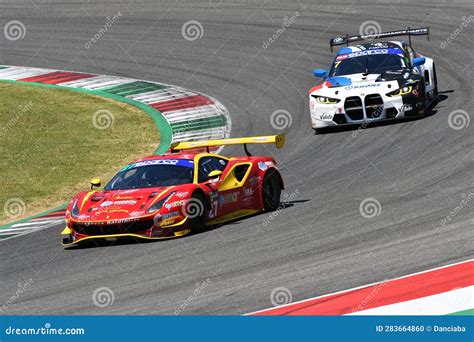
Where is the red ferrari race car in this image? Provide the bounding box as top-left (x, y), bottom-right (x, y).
top-left (61, 135), bottom-right (285, 246)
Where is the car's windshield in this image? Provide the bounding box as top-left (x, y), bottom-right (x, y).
top-left (105, 160), bottom-right (194, 190)
top-left (330, 53), bottom-right (406, 76)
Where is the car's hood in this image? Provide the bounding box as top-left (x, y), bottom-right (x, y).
top-left (72, 187), bottom-right (172, 222)
top-left (310, 72), bottom-right (404, 97)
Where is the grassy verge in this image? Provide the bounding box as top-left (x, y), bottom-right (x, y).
top-left (0, 82), bottom-right (158, 224)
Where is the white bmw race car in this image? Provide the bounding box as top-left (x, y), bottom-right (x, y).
top-left (309, 27), bottom-right (438, 132)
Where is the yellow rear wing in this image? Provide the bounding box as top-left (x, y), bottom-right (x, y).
top-left (170, 134), bottom-right (285, 155)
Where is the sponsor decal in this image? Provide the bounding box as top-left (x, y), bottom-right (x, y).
top-left (106, 218), bottom-right (139, 225)
top-left (399, 104), bottom-right (413, 114)
top-left (320, 112), bottom-right (334, 120)
top-left (129, 211), bottom-right (145, 218)
top-left (344, 83), bottom-right (381, 90)
top-left (244, 188), bottom-right (254, 197)
top-left (113, 200), bottom-right (137, 206)
top-left (77, 214), bottom-right (90, 220)
top-left (160, 211), bottom-right (179, 220)
top-left (165, 199), bottom-right (187, 209)
top-left (112, 195), bottom-right (135, 200)
top-left (248, 176), bottom-right (260, 185)
top-left (121, 159), bottom-right (194, 171)
top-left (176, 191), bottom-right (189, 198)
top-left (258, 161), bottom-right (268, 171)
top-left (95, 209), bottom-right (129, 215)
top-left (347, 48), bottom-right (403, 59)
top-left (100, 201), bottom-right (114, 207)
top-left (220, 192), bottom-right (239, 207)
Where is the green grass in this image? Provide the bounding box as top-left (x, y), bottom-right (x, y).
top-left (0, 82), bottom-right (158, 224)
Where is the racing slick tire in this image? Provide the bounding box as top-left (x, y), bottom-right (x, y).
top-left (432, 64), bottom-right (439, 98)
top-left (262, 170), bottom-right (282, 212)
top-left (187, 192), bottom-right (208, 233)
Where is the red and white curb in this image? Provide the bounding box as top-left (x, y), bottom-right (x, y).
top-left (0, 65), bottom-right (231, 144)
top-left (0, 209), bottom-right (66, 240)
top-left (248, 260), bottom-right (473, 316)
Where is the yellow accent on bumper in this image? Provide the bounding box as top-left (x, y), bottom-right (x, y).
top-left (61, 230), bottom-right (191, 247)
top-left (61, 227), bottom-right (73, 235)
top-left (174, 229), bottom-right (191, 237)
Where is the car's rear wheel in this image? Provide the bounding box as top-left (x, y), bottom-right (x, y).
top-left (262, 171), bottom-right (282, 211)
top-left (432, 64), bottom-right (439, 98)
top-left (186, 192), bottom-right (208, 233)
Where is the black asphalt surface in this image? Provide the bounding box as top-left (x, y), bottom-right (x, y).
top-left (0, 0), bottom-right (472, 314)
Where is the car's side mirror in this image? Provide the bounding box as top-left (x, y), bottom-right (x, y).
top-left (412, 57), bottom-right (426, 67)
top-left (313, 69), bottom-right (328, 78)
top-left (90, 178), bottom-right (101, 190)
top-left (208, 170), bottom-right (222, 181)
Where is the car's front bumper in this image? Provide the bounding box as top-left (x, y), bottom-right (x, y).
top-left (310, 93), bottom-right (425, 129)
top-left (61, 217), bottom-right (189, 247)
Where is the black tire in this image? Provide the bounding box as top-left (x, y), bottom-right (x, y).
top-left (262, 171), bottom-right (282, 211)
top-left (432, 64), bottom-right (439, 98)
top-left (186, 192), bottom-right (208, 233)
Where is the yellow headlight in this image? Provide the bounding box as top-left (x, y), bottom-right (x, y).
top-left (314, 96), bottom-right (340, 104)
top-left (388, 85), bottom-right (413, 97)
top-left (398, 85), bottom-right (413, 96)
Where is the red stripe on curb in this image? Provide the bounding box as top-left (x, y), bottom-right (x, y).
top-left (252, 260), bottom-right (474, 315)
top-left (30, 209), bottom-right (67, 221)
top-left (19, 71), bottom-right (95, 84)
top-left (149, 95), bottom-right (212, 112)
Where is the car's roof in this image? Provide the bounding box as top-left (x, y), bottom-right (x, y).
top-left (129, 153), bottom-right (199, 164)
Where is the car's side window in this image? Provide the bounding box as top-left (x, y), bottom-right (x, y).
top-left (197, 157), bottom-right (228, 183)
top-left (405, 45), bottom-right (416, 64)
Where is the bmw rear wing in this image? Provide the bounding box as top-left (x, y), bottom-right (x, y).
top-left (329, 27), bottom-right (430, 51)
top-left (170, 135), bottom-right (285, 156)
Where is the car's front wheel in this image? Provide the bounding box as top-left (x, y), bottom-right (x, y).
top-left (186, 192), bottom-right (208, 233)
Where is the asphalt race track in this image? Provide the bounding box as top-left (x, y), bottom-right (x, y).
top-left (0, 0), bottom-right (472, 314)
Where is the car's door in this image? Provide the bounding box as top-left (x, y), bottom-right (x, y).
top-left (196, 155), bottom-right (253, 218)
top-left (196, 155), bottom-right (228, 219)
